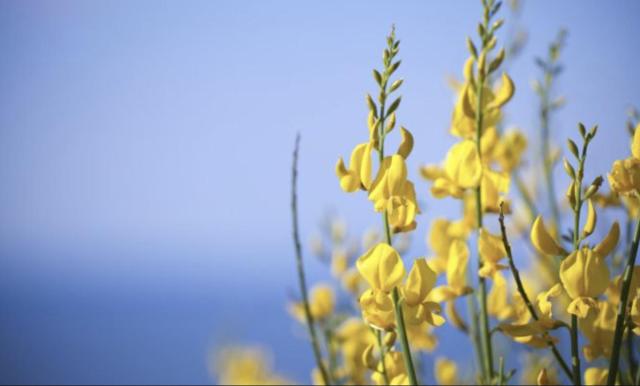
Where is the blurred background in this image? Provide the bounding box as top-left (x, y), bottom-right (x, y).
top-left (0, 0), bottom-right (638, 384)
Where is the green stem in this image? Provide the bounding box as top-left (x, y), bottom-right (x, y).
top-left (608, 215), bottom-right (640, 385)
top-left (376, 330), bottom-right (391, 385)
top-left (569, 154), bottom-right (584, 386)
top-left (291, 134), bottom-right (331, 385)
top-left (378, 96), bottom-right (418, 386)
top-left (498, 204), bottom-right (573, 381)
top-left (475, 60), bottom-right (494, 382)
top-left (570, 315), bottom-right (581, 386)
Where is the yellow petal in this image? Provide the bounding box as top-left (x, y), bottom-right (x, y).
top-left (594, 221), bottom-right (620, 258)
top-left (531, 216), bottom-right (566, 256)
top-left (356, 243), bottom-right (406, 293)
top-left (447, 240), bottom-right (469, 289)
top-left (434, 357), bottom-right (458, 386)
top-left (404, 258), bottom-right (437, 306)
top-left (632, 122), bottom-right (640, 160)
top-left (584, 368), bottom-right (608, 385)
top-left (397, 127), bottom-right (414, 159)
top-left (489, 72), bottom-right (515, 109)
top-left (444, 140), bottom-right (482, 189)
top-left (583, 199), bottom-right (597, 237)
top-left (335, 157), bottom-right (360, 192)
top-left (479, 227), bottom-right (507, 264)
top-left (560, 247), bottom-right (609, 300)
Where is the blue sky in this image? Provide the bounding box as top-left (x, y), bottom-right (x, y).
top-left (0, 1), bottom-right (639, 383)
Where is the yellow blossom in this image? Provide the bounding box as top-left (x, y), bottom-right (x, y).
top-left (336, 142), bottom-right (374, 192)
top-left (444, 140), bottom-right (482, 189)
top-left (356, 243), bottom-right (406, 293)
top-left (494, 129), bottom-right (528, 172)
top-left (430, 240), bottom-right (473, 302)
top-left (478, 227), bottom-right (508, 278)
top-left (580, 300), bottom-right (616, 361)
top-left (359, 289), bottom-right (395, 330)
top-left (584, 368), bottom-right (608, 385)
top-left (560, 247), bottom-right (609, 318)
top-left (434, 357), bottom-right (459, 385)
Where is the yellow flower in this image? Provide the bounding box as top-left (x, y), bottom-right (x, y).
top-left (580, 300), bottom-right (616, 361)
top-left (560, 247), bottom-right (609, 318)
top-left (430, 240), bottom-right (473, 302)
top-left (487, 272), bottom-right (513, 320)
top-left (371, 351), bottom-right (408, 385)
top-left (386, 184), bottom-right (419, 233)
top-left (336, 142), bottom-right (374, 192)
top-left (444, 140), bottom-right (482, 189)
top-left (593, 221), bottom-right (620, 258)
top-left (331, 249), bottom-right (349, 277)
top-left (335, 318), bottom-right (376, 384)
top-left (494, 129), bottom-right (527, 172)
top-left (356, 243), bottom-right (406, 293)
top-left (530, 215), bottom-right (566, 256)
top-left (434, 357), bottom-right (459, 385)
top-left (481, 169), bottom-right (511, 213)
top-left (478, 227), bottom-right (508, 278)
top-left (584, 368), bottom-right (608, 386)
top-left (360, 289), bottom-right (395, 330)
top-left (405, 322), bottom-right (438, 352)
top-left (309, 284), bottom-right (335, 320)
top-left (212, 346), bottom-right (292, 385)
top-left (403, 258), bottom-right (437, 306)
top-left (368, 155), bottom-right (408, 210)
top-left (608, 157), bottom-right (640, 195)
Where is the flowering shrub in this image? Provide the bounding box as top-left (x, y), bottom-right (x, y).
top-left (216, 1), bottom-right (640, 385)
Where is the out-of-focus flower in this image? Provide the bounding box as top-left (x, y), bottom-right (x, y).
top-left (434, 357), bottom-right (459, 385)
top-left (211, 346), bottom-right (292, 385)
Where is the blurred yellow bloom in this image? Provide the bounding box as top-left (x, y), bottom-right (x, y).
top-left (593, 221), bottom-right (620, 258)
top-left (478, 227), bottom-right (508, 278)
top-left (531, 216), bottom-right (566, 256)
top-left (357, 243), bottom-right (406, 293)
top-left (488, 272), bottom-right (513, 320)
top-left (580, 300), bottom-right (616, 361)
top-left (331, 249), bottom-right (349, 277)
top-left (560, 247), bottom-right (609, 318)
top-left (608, 157), bottom-right (640, 195)
top-left (288, 284), bottom-right (335, 322)
top-left (434, 357), bottom-right (459, 385)
top-left (430, 240), bottom-right (473, 302)
top-left (584, 367), bottom-right (608, 386)
top-left (335, 318), bottom-right (376, 384)
top-left (212, 346), bottom-right (292, 385)
top-left (336, 142), bottom-right (374, 192)
top-left (405, 322), bottom-right (438, 352)
top-left (444, 140), bottom-right (482, 189)
top-left (309, 284), bottom-right (335, 320)
top-left (493, 129), bottom-right (527, 172)
top-left (372, 351), bottom-right (408, 385)
top-left (481, 169), bottom-right (511, 213)
top-left (536, 368), bottom-right (556, 385)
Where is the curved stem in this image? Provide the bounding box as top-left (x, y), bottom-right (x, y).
top-left (608, 215), bottom-right (640, 384)
top-left (498, 204), bottom-right (573, 381)
top-left (291, 134), bottom-right (331, 385)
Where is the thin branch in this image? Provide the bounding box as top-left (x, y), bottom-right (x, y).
top-left (291, 133), bottom-right (331, 385)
